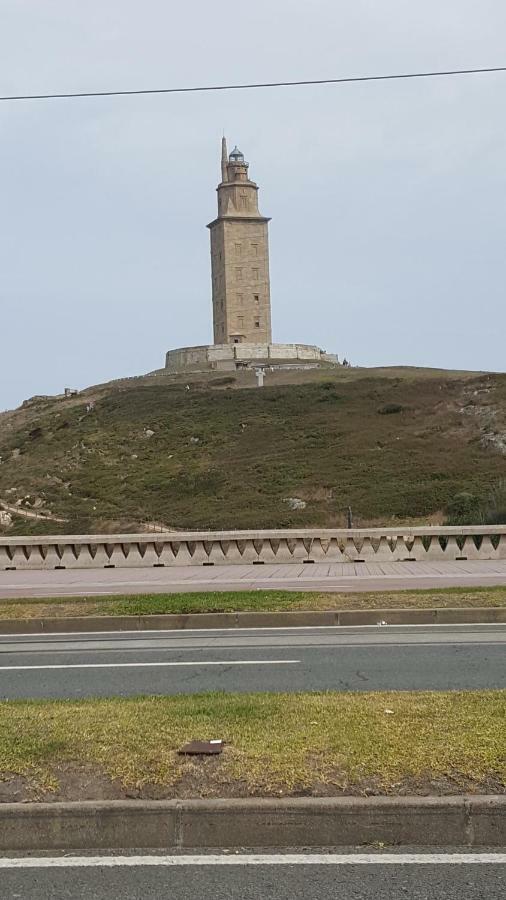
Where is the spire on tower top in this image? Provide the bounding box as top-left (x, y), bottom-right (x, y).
top-left (221, 136), bottom-right (228, 183)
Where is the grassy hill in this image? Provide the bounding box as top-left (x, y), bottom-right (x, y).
top-left (0, 365), bottom-right (505, 534)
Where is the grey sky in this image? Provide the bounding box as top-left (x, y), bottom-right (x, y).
top-left (1, 0), bottom-right (505, 411)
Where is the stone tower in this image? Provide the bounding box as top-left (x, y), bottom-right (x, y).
top-left (207, 138), bottom-right (272, 345)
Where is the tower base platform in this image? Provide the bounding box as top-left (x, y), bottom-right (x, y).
top-left (165, 342), bottom-right (340, 373)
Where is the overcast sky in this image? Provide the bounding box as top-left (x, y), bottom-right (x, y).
top-left (1, 1), bottom-right (505, 411)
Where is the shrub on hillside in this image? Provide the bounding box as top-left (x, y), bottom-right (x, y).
top-left (445, 482), bottom-right (506, 525)
top-left (480, 480), bottom-right (506, 525)
top-left (209, 376), bottom-right (236, 386)
top-left (377, 403), bottom-right (404, 415)
top-left (445, 491), bottom-right (481, 525)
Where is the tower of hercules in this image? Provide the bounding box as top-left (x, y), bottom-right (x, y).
top-left (164, 137), bottom-right (339, 372)
top-left (207, 138), bottom-right (272, 345)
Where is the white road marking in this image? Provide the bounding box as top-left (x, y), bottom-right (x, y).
top-left (1, 638), bottom-right (504, 659)
top-left (1, 623), bottom-right (503, 640)
top-left (0, 659), bottom-right (299, 671)
top-left (0, 854), bottom-right (504, 868)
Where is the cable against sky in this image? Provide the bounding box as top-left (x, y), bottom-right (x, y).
top-left (1, 65), bottom-right (505, 102)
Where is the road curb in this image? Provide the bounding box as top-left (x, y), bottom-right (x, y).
top-left (0, 606), bottom-right (504, 634)
top-left (0, 796), bottom-right (504, 851)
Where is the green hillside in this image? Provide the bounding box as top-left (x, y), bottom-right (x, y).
top-left (0, 366), bottom-right (505, 534)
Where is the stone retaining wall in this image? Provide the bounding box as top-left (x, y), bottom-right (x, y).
top-left (1, 526), bottom-right (505, 571)
top-left (165, 342), bottom-right (339, 372)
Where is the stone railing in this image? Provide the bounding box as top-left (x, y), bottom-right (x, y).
top-left (0, 526), bottom-right (505, 570)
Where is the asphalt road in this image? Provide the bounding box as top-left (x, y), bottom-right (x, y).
top-left (0, 624), bottom-right (504, 698)
top-left (1, 559), bottom-right (506, 599)
top-left (0, 854), bottom-right (504, 899)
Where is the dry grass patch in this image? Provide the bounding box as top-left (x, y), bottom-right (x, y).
top-left (0, 691), bottom-right (504, 800)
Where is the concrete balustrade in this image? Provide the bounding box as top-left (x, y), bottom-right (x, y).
top-left (0, 526), bottom-right (505, 571)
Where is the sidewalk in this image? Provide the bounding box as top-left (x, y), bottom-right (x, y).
top-left (1, 559), bottom-right (506, 600)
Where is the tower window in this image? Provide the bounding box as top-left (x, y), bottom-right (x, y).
top-left (235, 267), bottom-right (243, 280)
top-left (237, 293), bottom-right (243, 306)
top-left (238, 316), bottom-right (244, 328)
top-left (254, 294), bottom-right (260, 304)
top-left (251, 243), bottom-right (258, 256)
top-left (235, 243), bottom-right (242, 256)
top-left (254, 318), bottom-right (260, 328)
top-left (252, 268), bottom-right (259, 281)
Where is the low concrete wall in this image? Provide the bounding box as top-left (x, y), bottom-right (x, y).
top-left (1, 526), bottom-right (505, 571)
top-left (0, 607), bottom-right (504, 635)
top-left (0, 797), bottom-right (503, 851)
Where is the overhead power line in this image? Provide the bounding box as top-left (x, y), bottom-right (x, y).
top-left (1, 65), bottom-right (505, 103)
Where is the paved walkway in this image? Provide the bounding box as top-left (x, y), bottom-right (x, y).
top-left (1, 559), bottom-right (506, 599)
top-left (0, 499), bottom-right (66, 524)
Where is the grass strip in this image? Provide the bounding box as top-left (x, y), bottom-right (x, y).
top-left (0, 691), bottom-right (504, 799)
top-left (0, 585), bottom-right (504, 619)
